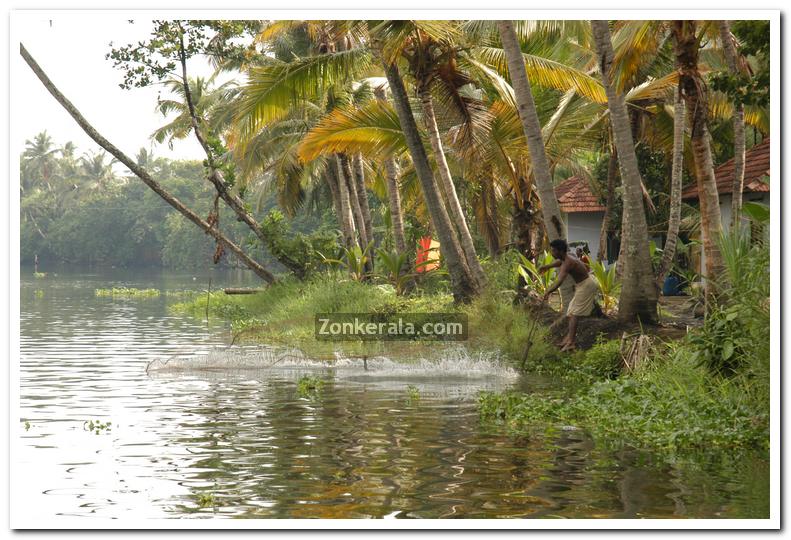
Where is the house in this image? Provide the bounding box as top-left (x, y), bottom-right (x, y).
top-left (553, 137), bottom-right (770, 267)
top-left (681, 137), bottom-right (770, 229)
top-left (554, 175), bottom-right (606, 260)
top-left (682, 137), bottom-right (770, 274)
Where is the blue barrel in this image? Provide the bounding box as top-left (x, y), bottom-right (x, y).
top-left (662, 275), bottom-right (680, 296)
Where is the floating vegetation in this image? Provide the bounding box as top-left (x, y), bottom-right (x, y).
top-left (297, 375), bottom-right (325, 398)
top-left (23, 421), bottom-right (30, 431)
top-left (33, 290), bottom-right (44, 298)
top-left (405, 384), bottom-right (420, 403)
top-left (196, 493), bottom-right (216, 508)
top-left (84, 419), bottom-right (112, 434)
top-left (95, 287), bottom-right (160, 298)
top-left (33, 272), bottom-right (47, 278)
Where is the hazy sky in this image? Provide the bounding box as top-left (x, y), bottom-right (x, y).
top-left (14, 15), bottom-right (222, 163)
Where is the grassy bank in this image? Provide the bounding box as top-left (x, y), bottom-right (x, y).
top-left (170, 265), bottom-right (558, 364)
top-left (171, 242), bottom-right (769, 458)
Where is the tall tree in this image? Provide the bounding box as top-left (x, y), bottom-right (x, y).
top-left (718, 20), bottom-right (747, 229)
top-left (672, 20), bottom-right (725, 295)
top-left (382, 59), bottom-right (480, 302)
top-left (591, 20), bottom-right (657, 323)
top-left (20, 43), bottom-right (277, 283)
top-left (496, 20), bottom-right (574, 311)
top-left (656, 86), bottom-right (686, 285)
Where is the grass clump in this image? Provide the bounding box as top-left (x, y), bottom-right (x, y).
top-left (95, 287), bottom-right (160, 298)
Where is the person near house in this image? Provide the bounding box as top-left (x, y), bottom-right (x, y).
top-left (539, 239), bottom-right (598, 352)
top-left (575, 247), bottom-right (591, 270)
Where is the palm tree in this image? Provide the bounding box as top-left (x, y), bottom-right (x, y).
top-left (672, 20), bottom-right (725, 296)
top-left (496, 20), bottom-right (575, 311)
top-left (21, 131), bottom-right (59, 192)
top-left (79, 150), bottom-right (117, 191)
top-left (718, 20), bottom-right (747, 228)
top-left (382, 59), bottom-right (480, 302)
top-left (656, 85), bottom-right (686, 285)
top-left (591, 20), bottom-right (657, 323)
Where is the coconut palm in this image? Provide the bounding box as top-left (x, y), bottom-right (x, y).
top-left (21, 131), bottom-right (60, 193)
top-left (591, 20), bottom-right (657, 323)
top-left (672, 20), bottom-right (725, 295)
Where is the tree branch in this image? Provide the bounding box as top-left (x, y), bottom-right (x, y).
top-left (20, 42), bottom-right (276, 283)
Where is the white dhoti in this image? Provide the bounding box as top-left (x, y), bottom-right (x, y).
top-left (567, 276), bottom-right (598, 316)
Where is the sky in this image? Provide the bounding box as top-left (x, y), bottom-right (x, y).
top-left (14, 15), bottom-right (223, 163)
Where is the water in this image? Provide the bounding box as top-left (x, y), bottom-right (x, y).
top-left (17, 268), bottom-right (769, 520)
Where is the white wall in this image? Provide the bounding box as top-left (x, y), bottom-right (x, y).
top-left (564, 211), bottom-right (605, 260)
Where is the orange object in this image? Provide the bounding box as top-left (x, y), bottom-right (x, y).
top-left (416, 236), bottom-right (440, 273)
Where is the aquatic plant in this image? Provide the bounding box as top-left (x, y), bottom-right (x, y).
top-left (84, 419), bottom-right (112, 434)
top-left (95, 287), bottom-right (160, 298)
top-left (297, 375), bottom-right (326, 398)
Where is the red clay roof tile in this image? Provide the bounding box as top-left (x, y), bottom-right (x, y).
top-left (682, 138), bottom-right (770, 200)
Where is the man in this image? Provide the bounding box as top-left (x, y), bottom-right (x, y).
top-left (539, 239), bottom-right (598, 352)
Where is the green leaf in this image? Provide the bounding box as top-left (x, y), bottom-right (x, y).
top-left (722, 341), bottom-right (735, 361)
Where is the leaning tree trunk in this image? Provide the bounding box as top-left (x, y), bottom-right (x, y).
top-left (656, 86), bottom-right (686, 285)
top-left (341, 154), bottom-right (369, 250)
top-left (353, 154), bottom-right (375, 247)
top-left (382, 60), bottom-right (480, 302)
top-left (497, 20), bottom-right (573, 312)
top-left (597, 144), bottom-right (619, 262)
top-left (19, 44), bottom-right (277, 283)
top-left (591, 20), bottom-right (658, 323)
top-left (374, 85), bottom-right (409, 254)
top-left (718, 20), bottom-right (747, 229)
top-left (673, 20), bottom-right (725, 296)
top-left (384, 157), bottom-right (408, 253)
top-left (418, 86), bottom-right (487, 288)
top-left (333, 155), bottom-right (358, 249)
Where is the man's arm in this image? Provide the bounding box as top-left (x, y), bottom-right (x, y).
top-left (538, 259), bottom-right (562, 273)
top-left (542, 263), bottom-right (569, 301)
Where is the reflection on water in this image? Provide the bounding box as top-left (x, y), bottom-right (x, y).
top-left (18, 268), bottom-right (768, 520)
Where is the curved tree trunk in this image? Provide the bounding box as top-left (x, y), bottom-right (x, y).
top-left (384, 157), bottom-right (408, 253)
top-left (418, 87), bottom-right (487, 287)
top-left (353, 154), bottom-right (375, 247)
top-left (497, 20), bottom-right (573, 311)
top-left (333, 155), bottom-right (358, 249)
top-left (341, 154), bottom-right (368, 249)
top-left (597, 145), bottom-right (619, 262)
top-left (718, 20), bottom-right (747, 229)
top-left (673, 21), bottom-right (725, 296)
top-left (591, 20), bottom-right (658, 323)
top-left (656, 86), bottom-right (686, 285)
top-left (382, 60), bottom-right (479, 302)
top-left (19, 43), bottom-right (277, 283)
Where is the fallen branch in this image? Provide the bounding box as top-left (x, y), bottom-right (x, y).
top-left (20, 43), bottom-right (276, 284)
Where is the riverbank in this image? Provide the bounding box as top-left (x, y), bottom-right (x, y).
top-left (171, 259), bottom-right (770, 461)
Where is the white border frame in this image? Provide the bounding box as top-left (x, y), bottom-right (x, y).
top-left (7, 8), bottom-right (782, 530)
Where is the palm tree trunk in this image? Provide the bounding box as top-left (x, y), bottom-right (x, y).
top-left (418, 87), bottom-right (487, 287)
top-left (333, 154), bottom-right (358, 249)
top-left (591, 20), bottom-right (657, 323)
top-left (718, 20), bottom-right (747, 229)
top-left (341, 154), bottom-right (369, 249)
top-left (384, 157), bottom-right (408, 253)
top-left (353, 154), bottom-right (375, 247)
top-left (656, 86), bottom-right (686, 285)
top-left (673, 21), bottom-right (725, 294)
top-left (597, 145), bottom-right (618, 262)
top-left (497, 20), bottom-right (573, 311)
top-left (382, 60), bottom-right (479, 302)
top-left (19, 43), bottom-right (277, 284)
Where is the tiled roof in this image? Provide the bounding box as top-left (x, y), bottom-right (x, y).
top-left (554, 175), bottom-right (605, 213)
top-left (682, 138), bottom-right (770, 200)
